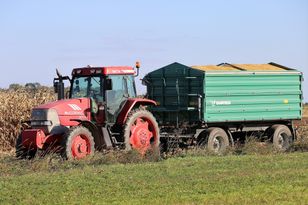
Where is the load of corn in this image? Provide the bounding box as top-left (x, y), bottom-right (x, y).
top-left (0, 88), bottom-right (55, 152)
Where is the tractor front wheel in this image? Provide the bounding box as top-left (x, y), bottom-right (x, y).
top-left (123, 108), bottom-right (160, 155)
top-left (61, 126), bottom-right (95, 160)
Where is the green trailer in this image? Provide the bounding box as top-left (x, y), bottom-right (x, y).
top-left (144, 62), bottom-right (303, 152)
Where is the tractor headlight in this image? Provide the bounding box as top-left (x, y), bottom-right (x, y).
top-left (31, 109), bottom-right (47, 121)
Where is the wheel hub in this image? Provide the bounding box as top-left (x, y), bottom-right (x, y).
top-left (278, 134), bottom-right (285, 148)
top-left (71, 135), bottom-right (90, 159)
top-left (130, 117), bottom-right (154, 154)
top-left (138, 129), bottom-right (148, 145)
top-left (213, 137), bottom-right (221, 152)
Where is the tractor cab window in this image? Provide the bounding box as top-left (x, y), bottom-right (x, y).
top-left (106, 75), bottom-right (129, 122)
top-left (125, 75), bottom-right (136, 97)
top-left (71, 76), bottom-right (103, 102)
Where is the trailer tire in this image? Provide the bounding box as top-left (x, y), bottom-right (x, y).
top-left (206, 127), bottom-right (230, 154)
top-left (271, 124), bottom-right (293, 151)
top-left (123, 108), bottom-right (160, 155)
top-left (196, 130), bottom-right (207, 149)
top-left (15, 134), bottom-right (36, 159)
top-left (61, 126), bottom-right (95, 160)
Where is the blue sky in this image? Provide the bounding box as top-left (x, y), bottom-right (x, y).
top-left (0, 0), bottom-right (307, 100)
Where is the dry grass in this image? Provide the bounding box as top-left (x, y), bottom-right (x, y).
top-left (293, 123), bottom-right (308, 152)
top-left (304, 104), bottom-right (308, 118)
top-left (0, 88), bottom-right (55, 152)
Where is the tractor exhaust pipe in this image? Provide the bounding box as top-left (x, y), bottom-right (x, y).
top-left (53, 69), bottom-right (70, 100)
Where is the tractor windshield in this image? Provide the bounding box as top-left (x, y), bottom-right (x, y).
top-left (71, 76), bottom-right (103, 101)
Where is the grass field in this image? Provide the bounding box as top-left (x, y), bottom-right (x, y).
top-left (0, 152), bottom-right (307, 205)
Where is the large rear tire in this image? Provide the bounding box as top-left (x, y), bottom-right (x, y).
top-left (270, 124), bottom-right (293, 151)
top-left (15, 134), bottom-right (36, 159)
top-left (123, 108), bottom-right (160, 155)
top-left (61, 126), bottom-right (95, 160)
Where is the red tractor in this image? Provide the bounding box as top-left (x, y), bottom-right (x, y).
top-left (16, 63), bottom-right (160, 159)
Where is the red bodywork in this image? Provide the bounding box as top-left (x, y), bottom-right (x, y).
top-left (21, 97), bottom-right (156, 150)
top-left (35, 98), bottom-right (91, 126)
top-left (21, 129), bottom-right (46, 149)
top-left (21, 98), bottom-right (91, 149)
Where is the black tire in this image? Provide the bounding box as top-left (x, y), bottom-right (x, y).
top-left (206, 127), bottom-right (230, 154)
top-left (123, 108), bottom-right (160, 154)
top-left (61, 126), bottom-right (95, 160)
top-left (270, 124), bottom-right (293, 151)
top-left (15, 134), bottom-right (36, 159)
top-left (196, 130), bottom-right (208, 149)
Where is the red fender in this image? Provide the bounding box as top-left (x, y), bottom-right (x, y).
top-left (116, 98), bottom-right (156, 125)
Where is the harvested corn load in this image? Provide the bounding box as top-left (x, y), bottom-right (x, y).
top-left (191, 65), bottom-right (239, 71)
top-left (231, 64), bottom-right (287, 71)
top-left (192, 63), bottom-right (294, 72)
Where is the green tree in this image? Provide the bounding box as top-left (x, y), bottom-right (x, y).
top-left (9, 83), bottom-right (23, 90)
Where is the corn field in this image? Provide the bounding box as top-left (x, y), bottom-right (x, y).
top-left (0, 88), bottom-right (55, 152)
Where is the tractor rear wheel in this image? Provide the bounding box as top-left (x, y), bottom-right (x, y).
top-left (61, 126), bottom-right (95, 160)
top-left (15, 134), bottom-right (36, 159)
top-left (123, 108), bottom-right (160, 155)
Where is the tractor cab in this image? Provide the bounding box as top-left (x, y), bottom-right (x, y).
top-left (53, 65), bottom-right (140, 125)
top-left (68, 66), bottom-right (137, 124)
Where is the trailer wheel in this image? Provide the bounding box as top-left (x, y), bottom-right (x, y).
top-left (15, 134), bottom-right (36, 159)
top-left (206, 128), bottom-right (230, 154)
top-left (124, 108), bottom-right (160, 155)
top-left (270, 125), bottom-right (293, 151)
top-left (61, 126), bottom-right (95, 160)
top-left (196, 130), bottom-right (207, 149)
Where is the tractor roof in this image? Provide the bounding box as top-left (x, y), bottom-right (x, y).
top-left (72, 66), bottom-right (135, 76)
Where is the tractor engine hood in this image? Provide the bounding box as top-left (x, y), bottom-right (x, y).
top-left (32, 98), bottom-right (91, 128)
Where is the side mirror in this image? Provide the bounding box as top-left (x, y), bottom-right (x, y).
top-left (53, 82), bottom-right (59, 93)
top-left (105, 79), bottom-right (112, 90)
